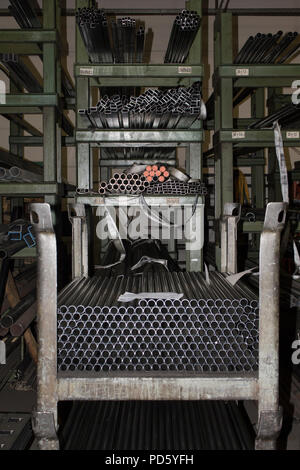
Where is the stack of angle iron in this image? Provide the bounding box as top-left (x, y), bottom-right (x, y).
top-left (76, 8), bottom-right (145, 64)
top-left (164, 9), bottom-right (201, 63)
top-left (57, 271), bottom-right (259, 373)
top-left (79, 82), bottom-right (203, 129)
top-left (0, 53), bottom-right (42, 94)
top-left (248, 103), bottom-right (300, 129)
top-left (0, 166), bottom-right (42, 183)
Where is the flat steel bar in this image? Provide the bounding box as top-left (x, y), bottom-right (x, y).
top-left (76, 130), bottom-right (203, 143)
top-left (57, 375), bottom-right (258, 401)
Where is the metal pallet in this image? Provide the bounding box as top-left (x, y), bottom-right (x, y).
top-left (29, 200), bottom-right (286, 450)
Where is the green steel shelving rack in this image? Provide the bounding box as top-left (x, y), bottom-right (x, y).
top-left (74, 0), bottom-right (204, 271)
top-left (211, 11), bottom-right (300, 267)
top-left (0, 0), bottom-right (73, 226)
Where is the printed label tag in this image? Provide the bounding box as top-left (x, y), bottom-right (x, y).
top-left (166, 198), bottom-right (180, 205)
top-left (286, 131), bottom-right (300, 139)
top-left (178, 66), bottom-right (192, 74)
top-left (235, 68), bottom-right (249, 76)
top-left (232, 131), bottom-right (245, 139)
top-left (80, 67), bottom-right (94, 76)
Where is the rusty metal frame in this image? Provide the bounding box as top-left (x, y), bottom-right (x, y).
top-left (220, 202), bottom-right (241, 274)
top-left (31, 201), bottom-right (286, 450)
top-left (68, 203), bottom-right (88, 279)
top-left (30, 203), bottom-right (58, 450)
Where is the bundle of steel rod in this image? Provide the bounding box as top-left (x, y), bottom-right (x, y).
top-left (57, 271), bottom-right (259, 373)
top-left (8, 0), bottom-right (75, 99)
top-left (164, 9), bottom-right (201, 63)
top-left (79, 82), bottom-right (203, 129)
top-left (0, 53), bottom-right (42, 94)
top-left (98, 172), bottom-right (150, 195)
top-left (60, 400), bottom-right (254, 450)
top-left (0, 166), bottom-right (42, 183)
top-left (0, 290), bottom-right (36, 330)
top-left (8, 0), bottom-right (40, 29)
top-left (146, 179), bottom-right (208, 195)
top-left (205, 31), bottom-right (300, 115)
top-left (98, 239), bottom-right (181, 277)
top-left (233, 31), bottom-right (300, 108)
top-left (76, 7), bottom-right (113, 63)
top-left (234, 31), bottom-right (300, 65)
top-left (143, 164), bottom-right (169, 183)
top-left (0, 149), bottom-right (43, 176)
top-left (111, 19), bottom-right (145, 63)
top-left (248, 103), bottom-right (300, 129)
top-left (0, 337), bottom-right (21, 391)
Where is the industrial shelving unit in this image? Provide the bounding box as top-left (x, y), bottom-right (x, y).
top-left (27, 1), bottom-right (288, 452)
top-left (210, 10), bottom-right (300, 267)
top-left (0, 0), bottom-right (74, 229)
top-left (74, 0), bottom-right (204, 271)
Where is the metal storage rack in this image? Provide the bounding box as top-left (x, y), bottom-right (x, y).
top-left (74, 0), bottom-right (203, 270)
top-left (27, 1), bottom-right (287, 452)
top-left (0, 0), bottom-right (73, 227)
top-left (211, 10), bottom-right (300, 267)
top-left (31, 199), bottom-right (286, 450)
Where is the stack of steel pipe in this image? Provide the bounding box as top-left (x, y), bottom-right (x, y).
top-left (76, 8), bottom-right (146, 64)
top-left (0, 166), bottom-right (42, 183)
top-left (98, 172), bottom-right (150, 195)
top-left (232, 31), bottom-right (300, 108)
top-left (60, 400), bottom-right (254, 450)
top-left (143, 164), bottom-right (169, 183)
top-left (102, 147), bottom-right (175, 162)
top-left (111, 18), bottom-right (145, 63)
top-left (8, 0), bottom-right (75, 99)
top-left (8, 0), bottom-right (41, 29)
top-left (234, 31), bottom-right (299, 64)
top-left (98, 239), bottom-right (180, 277)
top-left (164, 9), bottom-right (201, 63)
top-left (248, 103), bottom-right (300, 129)
top-left (146, 179), bottom-right (207, 195)
top-left (0, 53), bottom-right (42, 94)
top-left (76, 7), bottom-right (113, 63)
top-left (206, 30), bottom-right (300, 115)
top-left (57, 271), bottom-right (259, 373)
top-left (79, 82), bottom-right (203, 129)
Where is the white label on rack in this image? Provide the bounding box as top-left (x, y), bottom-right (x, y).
top-left (80, 67), bottom-right (94, 76)
top-left (235, 68), bottom-right (249, 76)
top-left (166, 198), bottom-right (180, 205)
top-left (286, 131), bottom-right (300, 139)
top-left (178, 66), bottom-right (192, 74)
top-left (232, 131), bottom-right (245, 139)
